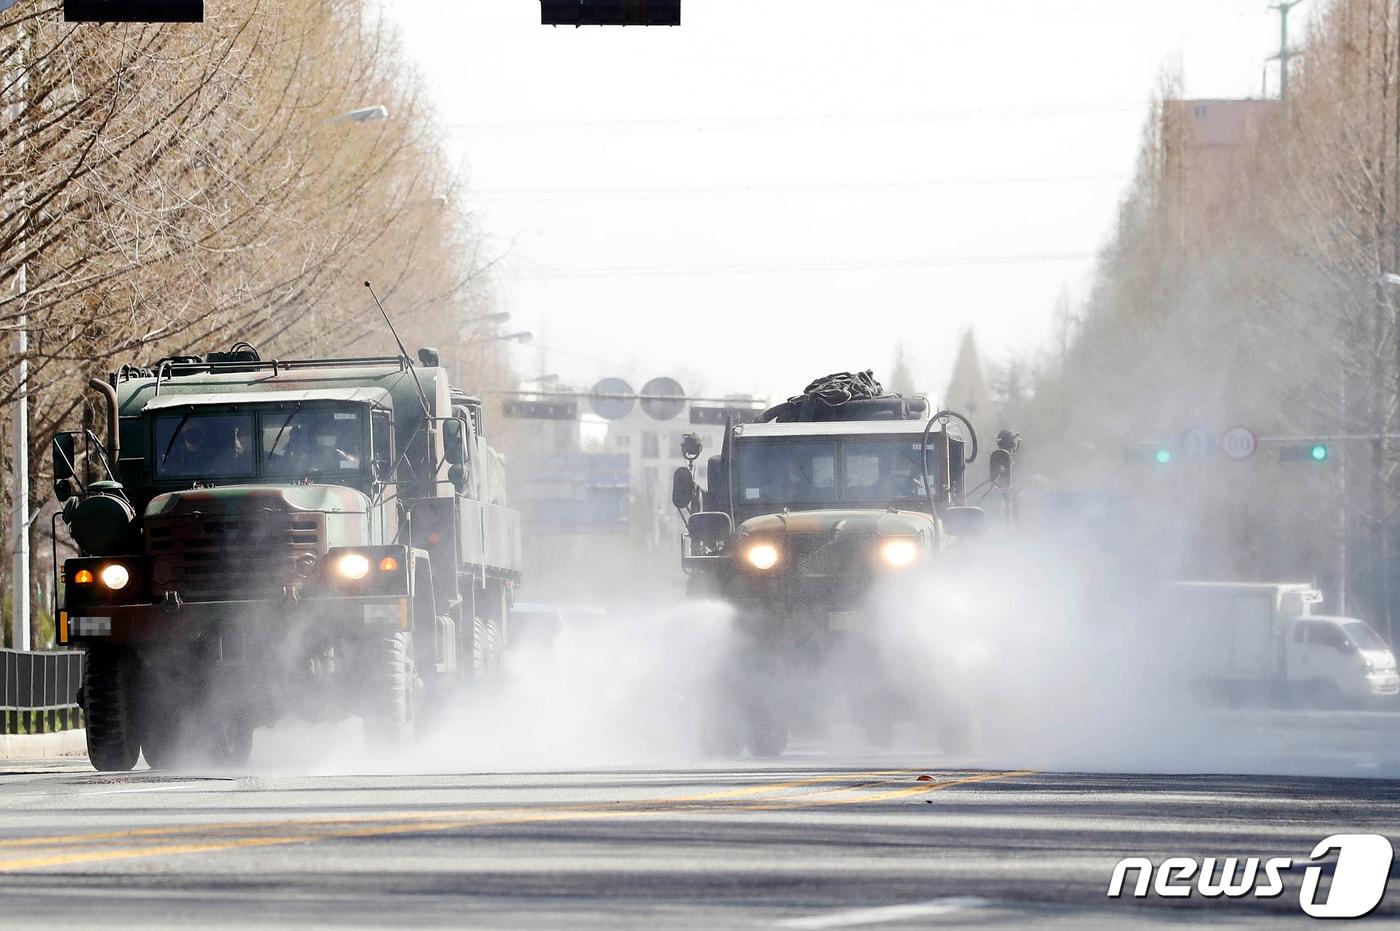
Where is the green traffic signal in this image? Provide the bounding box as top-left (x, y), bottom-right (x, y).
top-left (1310, 444), bottom-right (1329, 462)
top-left (1155, 448), bottom-right (1173, 465)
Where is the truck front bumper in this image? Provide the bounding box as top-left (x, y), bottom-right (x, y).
top-left (58, 596), bottom-right (410, 645)
top-left (1367, 669), bottom-right (1400, 698)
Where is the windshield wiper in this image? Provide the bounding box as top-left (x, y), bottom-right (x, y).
top-left (265, 402), bottom-right (303, 463)
top-left (159, 411), bottom-right (195, 469)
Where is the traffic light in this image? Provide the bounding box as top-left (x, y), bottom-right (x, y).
top-left (1280, 442), bottom-right (1330, 463)
top-left (542, 0), bottom-right (681, 26)
top-left (64, 0), bottom-right (202, 21)
top-left (1124, 445), bottom-right (1175, 465)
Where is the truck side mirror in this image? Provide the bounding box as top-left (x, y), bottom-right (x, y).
top-left (687, 511), bottom-right (732, 547)
top-left (52, 432), bottom-right (79, 502)
top-left (942, 505), bottom-right (986, 538)
top-left (672, 467), bottom-right (697, 510)
top-left (370, 410), bottom-right (393, 480)
top-left (443, 418), bottom-right (468, 465)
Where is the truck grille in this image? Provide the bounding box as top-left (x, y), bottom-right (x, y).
top-left (786, 532), bottom-right (874, 577)
top-left (145, 511), bottom-right (325, 600)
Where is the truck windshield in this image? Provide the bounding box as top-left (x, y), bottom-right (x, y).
top-left (154, 413), bottom-right (255, 479)
top-left (1345, 622), bottom-right (1387, 652)
top-left (153, 408), bottom-right (366, 481)
top-left (737, 438), bottom-right (931, 507)
top-left (263, 409), bottom-right (365, 475)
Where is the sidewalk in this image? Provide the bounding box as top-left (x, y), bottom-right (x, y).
top-left (0, 729), bottom-right (87, 759)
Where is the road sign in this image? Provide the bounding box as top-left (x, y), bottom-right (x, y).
top-left (542, 0), bottom-right (681, 26)
top-left (64, 0), bottom-right (203, 21)
top-left (1178, 425), bottom-right (1218, 462)
top-left (589, 378), bottom-right (636, 421)
top-left (502, 399), bottom-right (579, 421)
top-left (1221, 426), bottom-right (1258, 460)
top-left (640, 376), bottom-right (685, 421)
top-left (690, 406), bottom-right (762, 426)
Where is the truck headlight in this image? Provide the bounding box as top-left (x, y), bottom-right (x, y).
top-left (744, 543), bottom-right (779, 571)
top-left (879, 537), bottom-right (920, 568)
top-left (333, 553), bottom-right (371, 581)
top-left (99, 563), bottom-right (130, 590)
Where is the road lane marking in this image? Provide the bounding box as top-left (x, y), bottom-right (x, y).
top-left (0, 769), bottom-right (1034, 872)
top-left (0, 769), bottom-right (932, 850)
top-left (775, 897), bottom-right (990, 929)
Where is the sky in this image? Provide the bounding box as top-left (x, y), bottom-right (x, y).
top-left (382, 0), bottom-right (1310, 404)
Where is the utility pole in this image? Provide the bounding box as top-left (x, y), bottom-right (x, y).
top-left (6, 20), bottom-right (30, 651)
top-left (1269, 1), bottom-right (1305, 100)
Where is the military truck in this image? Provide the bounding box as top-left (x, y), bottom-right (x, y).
top-left (671, 372), bottom-right (1015, 755)
top-left (51, 342), bottom-right (522, 770)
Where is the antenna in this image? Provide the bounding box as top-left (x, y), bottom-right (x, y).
top-left (364, 281), bottom-right (432, 418)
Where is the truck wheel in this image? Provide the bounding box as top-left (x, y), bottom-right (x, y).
top-left (1306, 679), bottom-right (1343, 710)
top-left (744, 712), bottom-right (789, 758)
top-left (469, 614), bottom-right (487, 676)
top-left (363, 631), bottom-right (417, 747)
top-left (84, 647), bottom-right (141, 772)
top-left (203, 717), bottom-right (254, 768)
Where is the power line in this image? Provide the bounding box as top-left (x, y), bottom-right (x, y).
top-left (467, 173), bottom-right (1132, 203)
top-left (445, 102), bottom-right (1150, 136)
top-left (511, 251), bottom-right (1097, 280)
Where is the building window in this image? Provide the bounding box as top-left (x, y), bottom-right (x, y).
top-left (642, 431), bottom-right (659, 459)
top-left (613, 434), bottom-right (631, 449)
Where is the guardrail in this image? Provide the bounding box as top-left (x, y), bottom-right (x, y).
top-left (0, 649), bottom-right (84, 735)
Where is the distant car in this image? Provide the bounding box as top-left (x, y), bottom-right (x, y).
top-left (508, 602), bottom-right (564, 648)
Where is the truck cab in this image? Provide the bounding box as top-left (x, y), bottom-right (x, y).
top-left (671, 372), bottom-right (1014, 756)
top-left (52, 346), bottom-right (523, 771)
top-left (1283, 615), bottom-right (1399, 706)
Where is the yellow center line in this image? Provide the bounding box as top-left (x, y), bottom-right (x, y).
top-left (0, 769), bottom-right (928, 851)
top-left (0, 769), bottom-right (1035, 873)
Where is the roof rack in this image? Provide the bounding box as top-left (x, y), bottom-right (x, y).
top-left (148, 356), bottom-right (410, 395)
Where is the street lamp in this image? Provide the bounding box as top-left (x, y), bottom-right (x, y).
top-left (1381, 273), bottom-right (1400, 288)
top-left (340, 105), bottom-right (390, 124)
top-left (464, 311), bottom-right (511, 326)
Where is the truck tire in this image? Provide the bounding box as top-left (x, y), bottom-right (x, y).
top-left (744, 711), bottom-right (789, 758)
top-left (84, 647), bottom-right (141, 772)
top-left (363, 631), bottom-right (416, 748)
top-left (202, 716), bottom-right (255, 768)
top-left (1305, 678), bottom-right (1344, 710)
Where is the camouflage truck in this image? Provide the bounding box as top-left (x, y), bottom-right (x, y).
top-left (51, 343), bottom-right (522, 770)
top-left (671, 372), bottom-right (1015, 755)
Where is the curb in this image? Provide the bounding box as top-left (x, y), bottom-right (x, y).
top-left (0, 729), bottom-right (88, 759)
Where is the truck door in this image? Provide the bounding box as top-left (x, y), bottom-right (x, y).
top-left (1304, 621), bottom-right (1363, 700)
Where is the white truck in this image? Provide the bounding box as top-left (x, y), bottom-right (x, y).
top-left (1168, 582), bottom-right (1399, 708)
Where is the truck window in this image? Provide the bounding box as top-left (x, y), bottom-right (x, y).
top-left (263, 409), bottom-right (366, 475)
top-left (154, 413), bottom-right (255, 479)
top-left (1308, 622), bottom-right (1350, 650)
top-left (737, 440), bottom-right (838, 506)
top-left (843, 440), bottom-right (928, 502)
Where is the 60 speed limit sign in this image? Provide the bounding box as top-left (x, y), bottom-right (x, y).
top-left (1222, 426), bottom-right (1258, 460)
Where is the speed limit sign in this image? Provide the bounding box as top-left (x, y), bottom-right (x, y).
top-left (1222, 426), bottom-right (1258, 460)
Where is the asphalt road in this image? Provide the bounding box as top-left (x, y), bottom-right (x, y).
top-left (0, 736), bottom-right (1397, 929)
